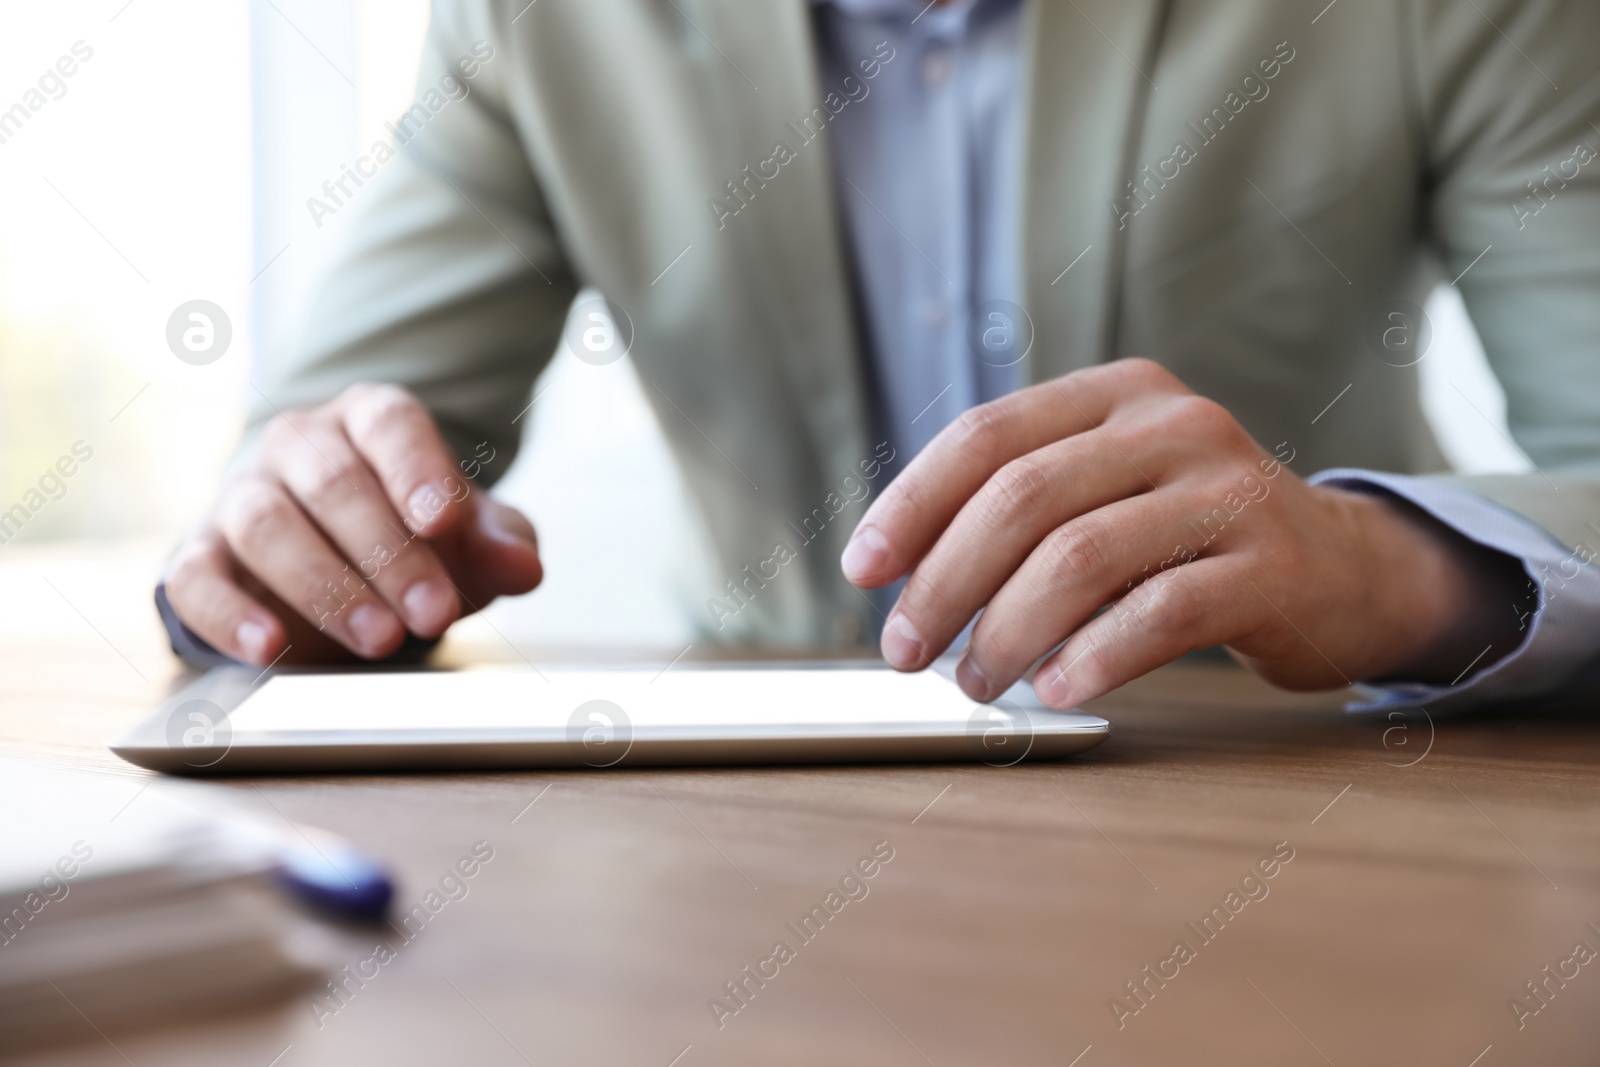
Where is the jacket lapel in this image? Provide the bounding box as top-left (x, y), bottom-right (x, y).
top-left (694, 0), bottom-right (871, 489)
top-left (1021, 0), bottom-right (1169, 381)
top-left (682, 0), bottom-right (1171, 465)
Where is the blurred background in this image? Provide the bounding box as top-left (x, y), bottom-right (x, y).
top-left (0, 0), bottom-right (1530, 653)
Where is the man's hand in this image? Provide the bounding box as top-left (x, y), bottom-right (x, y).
top-left (840, 359), bottom-right (1527, 707)
top-left (164, 383), bottom-right (542, 666)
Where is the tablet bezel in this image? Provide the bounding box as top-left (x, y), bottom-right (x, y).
top-left (110, 662), bottom-right (1110, 775)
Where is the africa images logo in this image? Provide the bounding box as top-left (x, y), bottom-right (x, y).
top-left (566, 700), bottom-right (632, 768)
top-left (164, 698), bottom-right (232, 769)
top-left (166, 300), bottom-right (232, 365)
top-left (965, 700), bottom-right (1034, 766)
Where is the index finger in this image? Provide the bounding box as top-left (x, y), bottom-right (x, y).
top-left (840, 359), bottom-right (1176, 588)
top-left (340, 384), bottom-right (467, 537)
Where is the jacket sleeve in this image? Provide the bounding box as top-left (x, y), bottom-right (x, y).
top-left (1417, 0), bottom-right (1600, 533)
top-left (244, 0), bottom-right (578, 482)
top-left (1346, 0), bottom-right (1600, 705)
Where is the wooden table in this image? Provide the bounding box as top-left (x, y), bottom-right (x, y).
top-left (4, 542), bottom-right (1599, 1066)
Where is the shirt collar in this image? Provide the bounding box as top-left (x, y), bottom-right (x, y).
top-left (809, 0), bottom-right (986, 40)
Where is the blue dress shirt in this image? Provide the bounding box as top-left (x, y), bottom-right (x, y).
top-left (811, 0), bottom-right (1026, 477)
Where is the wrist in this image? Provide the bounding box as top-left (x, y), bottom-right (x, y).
top-left (1336, 487), bottom-right (1529, 685)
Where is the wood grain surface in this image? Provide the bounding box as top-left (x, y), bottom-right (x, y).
top-left (3, 542), bottom-right (1598, 1066)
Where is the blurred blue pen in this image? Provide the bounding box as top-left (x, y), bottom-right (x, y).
top-left (271, 827), bottom-right (394, 922)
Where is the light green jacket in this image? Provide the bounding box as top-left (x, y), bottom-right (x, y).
top-left (252, 0), bottom-right (1600, 645)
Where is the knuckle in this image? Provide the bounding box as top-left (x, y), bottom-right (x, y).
top-left (341, 380), bottom-right (394, 404)
top-left (348, 382), bottom-right (422, 427)
top-left (219, 482), bottom-right (295, 549)
top-left (897, 567), bottom-right (952, 623)
top-left (1261, 538), bottom-right (1309, 581)
top-left (296, 458), bottom-right (358, 510)
top-left (260, 412), bottom-right (297, 451)
top-left (358, 537), bottom-right (428, 585)
top-left (880, 470), bottom-right (931, 528)
top-left (1040, 518), bottom-right (1111, 583)
top-left (1117, 356), bottom-right (1170, 385)
top-left (165, 542), bottom-right (217, 591)
top-left (260, 409), bottom-right (331, 460)
top-left (980, 458), bottom-right (1053, 526)
top-left (1228, 461), bottom-right (1271, 500)
top-left (950, 402), bottom-right (1011, 459)
top-left (1168, 395), bottom-right (1236, 439)
top-left (1061, 634), bottom-right (1115, 692)
top-left (1101, 356), bottom-right (1178, 396)
top-left (1134, 572), bottom-right (1204, 634)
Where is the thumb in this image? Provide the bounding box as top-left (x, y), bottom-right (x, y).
top-left (435, 494), bottom-right (543, 611)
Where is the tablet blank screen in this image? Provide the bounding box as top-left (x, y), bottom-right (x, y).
top-left (227, 667), bottom-right (981, 733)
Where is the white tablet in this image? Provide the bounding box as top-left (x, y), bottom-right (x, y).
top-left (111, 663), bottom-right (1109, 775)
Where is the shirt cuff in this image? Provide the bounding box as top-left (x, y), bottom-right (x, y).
top-left (1308, 468), bottom-right (1600, 712)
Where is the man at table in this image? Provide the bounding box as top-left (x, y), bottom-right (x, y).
top-left (160, 0), bottom-right (1600, 712)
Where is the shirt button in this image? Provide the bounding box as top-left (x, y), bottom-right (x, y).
top-left (921, 49), bottom-right (952, 87)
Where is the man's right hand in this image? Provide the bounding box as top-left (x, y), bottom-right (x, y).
top-left (163, 383), bottom-right (543, 666)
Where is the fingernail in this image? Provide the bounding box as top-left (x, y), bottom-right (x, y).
top-left (402, 579), bottom-right (457, 636)
top-left (348, 603), bottom-right (401, 657)
top-left (1035, 665), bottom-right (1075, 709)
top-left (406, 483), bottom-right (447, 531)
top-left (881, 613), bottom-right (925, 670)
top-left (955, 654), bottom-right (989, 701)
top-left (840, 525), bottom-right (890, 583)
top-left (236, 619), bottom-right (270, 664)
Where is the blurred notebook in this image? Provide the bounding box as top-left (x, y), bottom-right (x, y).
top-left (0, 759), bottom-right (351, 1048)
